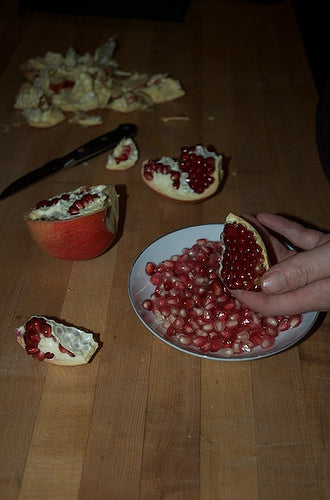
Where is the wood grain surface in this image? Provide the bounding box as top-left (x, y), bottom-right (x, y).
top-left (0, 1), bottom-right (329, 499)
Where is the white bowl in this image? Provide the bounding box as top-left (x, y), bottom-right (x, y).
top-left (128, 224), bottom-right (319, 361)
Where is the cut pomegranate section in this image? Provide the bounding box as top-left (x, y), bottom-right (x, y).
top-left (141, 144), bottom-right (223, 202)
top-left (141, 238), bottom-right (300, 357)
top-left (106, 137), bottom-right (139, 170)
top-left (24, 184), bottom-right (119, 260)
top-left (16, 316), bottom-right (99, 365)
top-left (220, 213), bottom-right (270, 291)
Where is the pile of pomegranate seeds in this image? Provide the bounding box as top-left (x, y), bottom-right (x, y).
top-left (142, 144), bottom-right (217, 194)
top-left (221, 222), bottom-right (267, 291)
top-left (142, 239), bottom-right (302, 357)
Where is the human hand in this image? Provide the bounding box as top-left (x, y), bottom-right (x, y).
top-left (229, 213), bottom-right (330, 316)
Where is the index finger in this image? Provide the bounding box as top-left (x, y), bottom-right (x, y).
top-left (256, 213), bottom-right (326, 250)
top-left (231, 278), bottom-right (330, 316)
top-left (241, 213), bottom-right (296, 262)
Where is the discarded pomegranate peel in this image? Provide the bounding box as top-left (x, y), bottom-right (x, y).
top-left (220, 213), bottom-right (270, 291)
top-left (106, 137), bottom-right (138, 170)
top-left (24, 184), bottom-right (119, 260)
top-left (141, 144), bottom-right (223, 202)
top-left (16, 316), bottom-right (99, 365)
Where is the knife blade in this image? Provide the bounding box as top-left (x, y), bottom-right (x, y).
top-left (0, 123), bottom-right (138, 200)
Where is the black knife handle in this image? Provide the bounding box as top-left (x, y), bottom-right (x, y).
top-left (0, 123), bottom-right (138, 200)
top-left (61, 123), bottom-right (138, 167)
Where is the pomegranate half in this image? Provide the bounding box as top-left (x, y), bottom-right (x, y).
top-left (16, 316), bottom-right (99, 365)
top-left (220, 213), bottom-right (270, 291)
top-left (141, 144), bottom-right (223, 202)
top-left (24, 184), bottom-right (119, 260)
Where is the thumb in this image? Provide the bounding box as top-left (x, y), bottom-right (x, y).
top-left (261, 241), bottom-right (330, 294)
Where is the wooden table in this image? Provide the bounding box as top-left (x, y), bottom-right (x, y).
top-left (0, 1), bottom-right (329, 498)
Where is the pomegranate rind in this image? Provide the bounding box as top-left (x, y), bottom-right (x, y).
top-left (106, 137), bottom-right (139, 170)
top-left (141, 146), bottom-right (223, 202)
top-left (24, 185), bottom-right (119, 260)
top-left (220, 213), bottom-right (270, 290)
top-left (16, 316), bottom-right (99, 366)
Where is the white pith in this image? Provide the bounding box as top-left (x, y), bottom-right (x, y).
top-left (26, 185), bottom-right (109, 221)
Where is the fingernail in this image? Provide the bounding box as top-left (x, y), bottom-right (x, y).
top-left (261, 271), bottom-right (286, 294)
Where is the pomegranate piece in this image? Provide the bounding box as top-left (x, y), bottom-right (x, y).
top-left (16, 316), bottom-right (99, 365)
top-left (142, 238), bottom-right (302, 357)
top-left (220, 213), bottom-right (270, 291)
top-left (49, 79), bottom-right (75, 95)
top-left (141, 144), bottom-right (223, 202)
top-left (106, 137), bottom-right (139, 170)
top-left (24, 185), bottom-right (119, 260)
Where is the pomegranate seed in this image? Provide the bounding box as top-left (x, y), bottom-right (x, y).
top-left (26, 317), bottom-right (44, 333)
top-left (44, 352), bottom-right (55, 359)
top-left (41, 323), bottom-right (52, 337)
top-left (150, 273), bottom-right (163, 286)
top-left (82, 193), bottom-right (94, 206)
top-left (277, 318), bottom-right (290, 332)
top-left (219, 347), bottom-right (234, 357)
top-left (288, 315), bottom-right (302, 328)
top-left (145, 262), bottom-right (156, 275)
top-left (24, 331), bottom-right (41, 345)
top-left (58, 344), bottom-right (75, 357)
top-left (26, 346), bottom-right (39, 355)
top-left (260, 335), bottom-right (275, 349)
top-left (68, 205), bottom-right (80, 215)
top-left (178, 335), bottom-right (192, 345)
top-left (214, 320), bottom-right (224, 332)
top-left (143, 171), bottom-right (154, 181)
top-left (167, 326), bottom-right (176, 337)
top-left (142, 300), bottom-right (153, 311)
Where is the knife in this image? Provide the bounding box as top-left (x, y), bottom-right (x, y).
top-left (0, 123), bottom-right (138, 200)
